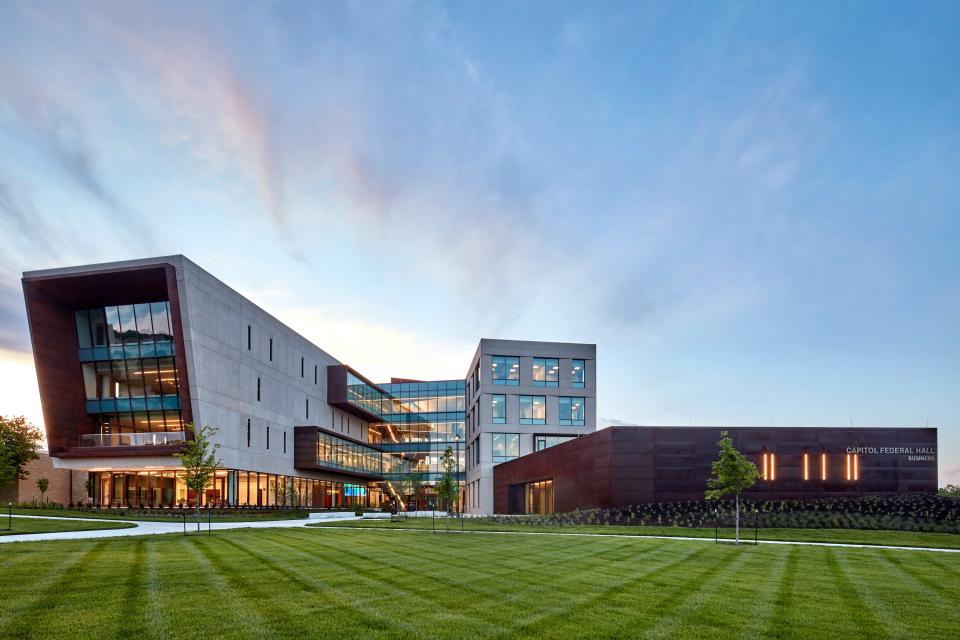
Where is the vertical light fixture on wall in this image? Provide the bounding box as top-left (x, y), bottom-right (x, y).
top-left (803, 453), bottom-right (810, 481)
top-left (853, 453), bottom-right (859, 481)
top-left (820, 453), bottom-right (827, 481)
top-left (770, 453), bottom-right (776, 481)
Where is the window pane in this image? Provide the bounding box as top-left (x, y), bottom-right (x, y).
top-left (151, 302), bottom-right (172, 341)
top-left (118, 305), bottom-right (138, 344)
top-left (105, 307), bottom-right (123, 346)
top-left (89, 308), bottom-right (109, 347)
top-left (75, 310), bottom-right (92, 349)
top-left (134, 303), bottom-right (154, 342)
top-left (112, 360), bottom-right (130, 397)
top-left (140, 358), bottom-right (161, 396)
top-left (492, 395), bottom-right (506, 423)
top-left (82, 363), bottom-right (97, 399)
top-left (507, 434), bottom-right (519, 457)
top-left (532, 358), bottom-right (545, 384)
top-left (126, 358), bottom-right (146, 397)
top-left (545, 359), bottom-right (559, 386)
top-left (491, 356), bottom-right (519, 385)
top-left (571, 360), bottom-right (585, 388)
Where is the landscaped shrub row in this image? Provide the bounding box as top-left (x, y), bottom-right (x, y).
top-left (485, 495), bottom-right (960, 534)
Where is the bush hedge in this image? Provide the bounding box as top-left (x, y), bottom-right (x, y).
top-left (485, 495), bottom-right (960, 534)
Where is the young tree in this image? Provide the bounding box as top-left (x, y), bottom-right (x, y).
top-left (35, 477), bottom-right (49, 503)
top-left (173, 423), bottom-right (222, 532)
top-left (435, 446), bottom-right (457, 515)
top-left (705, 431), bottom-right (760, 544)
top-left (84, 477), bottom-right (96, 504)
top-left (0, 415), bottom-right (43, 491)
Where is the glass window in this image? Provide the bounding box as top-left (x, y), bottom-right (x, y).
top-left (157, 357), bottom-right (177, 395)
top-left (104, 306), bottom-right (123, 346)
top-left (75, 310), bottom-right (92, 349)
top-left (519, 396), bottom-right (546, 425)
top-left (535, 435), bottom-right (576, 451)
top-left (89, 308), bottom-right (109, 347)
top-left (118, 305), bottom-right (138, 344)
top-left (151, 302), bottom-right (172, 341)
top-left (491, 395), bottom-right (506, 424)
top-left (492, 433), bottom-right (520, 463)
top-left (532, 358), bottom-right (559, 387)
top-left (491, 356), bottom-right (519, 385)
top-left (559, 397), bottom-right (585, 426)
top-left (140, 358), bottom-right (161, 396)
top-left (571, 360), bottom-right (585, 388)
top-left (134, 303), bottom-right (154, 342)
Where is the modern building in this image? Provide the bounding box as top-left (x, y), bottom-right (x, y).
top-left (493, 426), bottom-right (939, 514)
top-left (21, 255), bottom-right (594, 512)
top-left (463, 339), bottom-right (596, 514)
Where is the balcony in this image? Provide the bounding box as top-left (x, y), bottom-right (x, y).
top-left (78, 431), bottom-right (186, 448)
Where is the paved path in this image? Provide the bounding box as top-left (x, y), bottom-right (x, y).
top-left (0, 514), bottom-right (358, 543)
top-left (3, 516), bottom-right (958, 554)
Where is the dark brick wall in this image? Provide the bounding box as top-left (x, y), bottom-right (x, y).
top-left (494, 426), bottom-right (938, 513)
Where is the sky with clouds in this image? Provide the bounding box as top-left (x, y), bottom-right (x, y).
top-left (0, 1), bottom-right (957, 482)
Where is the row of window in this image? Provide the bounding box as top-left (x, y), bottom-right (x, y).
top-left (491, 395), bottom-right (585, 426)
top-left (490, 356), bottom-right (585, 387)
top-left (82, 357), bottom-right (179, 400)
top-left (760, 452), bottom-right (861, 482)
top-left (75, 302), bottom-right (174, 349)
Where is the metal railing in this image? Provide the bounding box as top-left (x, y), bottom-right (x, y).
top-left (78, 431), bottom-right (186, 448)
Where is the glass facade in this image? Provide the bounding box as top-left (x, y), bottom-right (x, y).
top-left (559, 397), bottom-right (585, 426)
top-left (346, 372), bottom-right (389, 417)
top-left (74, 302), bottom-right (184, 443)
top-left (314, 430), bottom-right (382, 476)
top-left (491, 356), bottom-right (520, 385)
top-left (491, 394), bottom-right (506, 424)
top-left (492, 433), bottom-right (520, 463)
top-left (375, 380), bottom-right (465, 509)
top-left (535, 434), bottom-right (577, 451)
top-left (532, 358), bottom-right (559, 387)
top-left (90, 469), bottom-right (381, 509)
top-left (571, 359), bottom-right (585, 388)
top-left (519, 396), bottom-right (546, 425)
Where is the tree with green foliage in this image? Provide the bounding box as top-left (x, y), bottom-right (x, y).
top-left (173, 423), bottom-right (222, 532)
top-left (36, 477), bottom-right (49, 503)
top-left (705, 431), bottom-right (760, 544)
top-left (436, 446), bottom-right (457, 515)
top-left (939, 484), bottom-right (960, 498)
top-left (84, 477), bottom-right (95, 504)
top-left (0, 415), bottom-right (43, 491)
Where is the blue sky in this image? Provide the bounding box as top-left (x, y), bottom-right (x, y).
top-left (0, 1), bottom-right (957, 482)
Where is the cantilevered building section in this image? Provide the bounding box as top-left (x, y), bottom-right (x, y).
top-left (21, 255), bottom-right (566, 511)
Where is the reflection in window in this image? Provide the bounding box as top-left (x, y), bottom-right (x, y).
top-left (571, 359), bottom-right (585, 388)
top-left (491, 356), bottom-right (519, 385)
top-left (519, 396), bottom-right (546, 425)
top-left (492, 394), bottom-right (506, 424)
top-left (492, 433), bottom-right (520, 463)
top-left (532, 358), bottom-right (559, 387)
top-left (559, 397), bottom-right (585, 426)
top-left (535, 435), bottom-right (576, 451)
top-left (75, 302), bottom-right (174, 350)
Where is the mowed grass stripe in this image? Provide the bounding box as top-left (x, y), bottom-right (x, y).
top-left (0, 540), bottom-right (112, 639)
top-left (503, 544), bottom-right (716, 638)
top-left (206, 533), bottom-right (409, 637)
top-left (641, 547), bottom-right (770, 639)
top-left (143, 539), bottom-right (174, 640)
top-left (182, 538), bottom-right (275, 638)
top-left (879, 550), bottom-right (960, 601)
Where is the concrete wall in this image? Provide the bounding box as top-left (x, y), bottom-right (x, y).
top-left (464, 338), bottom-right (597, 514)
top-left (176, 256), bottom-right (371, 477)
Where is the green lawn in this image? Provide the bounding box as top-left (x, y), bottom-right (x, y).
top-left (1, 517), bottom-right (135, 536)
top-left (311, 517), bottom-right (960, 549)
top-left (1, 528), bottom-right (958, 639)
top-left (9, 507), bottom-right (308, 523)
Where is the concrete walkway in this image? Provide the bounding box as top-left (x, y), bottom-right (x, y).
top-left (3, 515), bottom-right (958, 554)
top-left (0, 513), bottom-right (359, 544)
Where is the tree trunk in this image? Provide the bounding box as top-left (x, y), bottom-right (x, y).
top-left (735, 493), bottom-right (740, 545)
